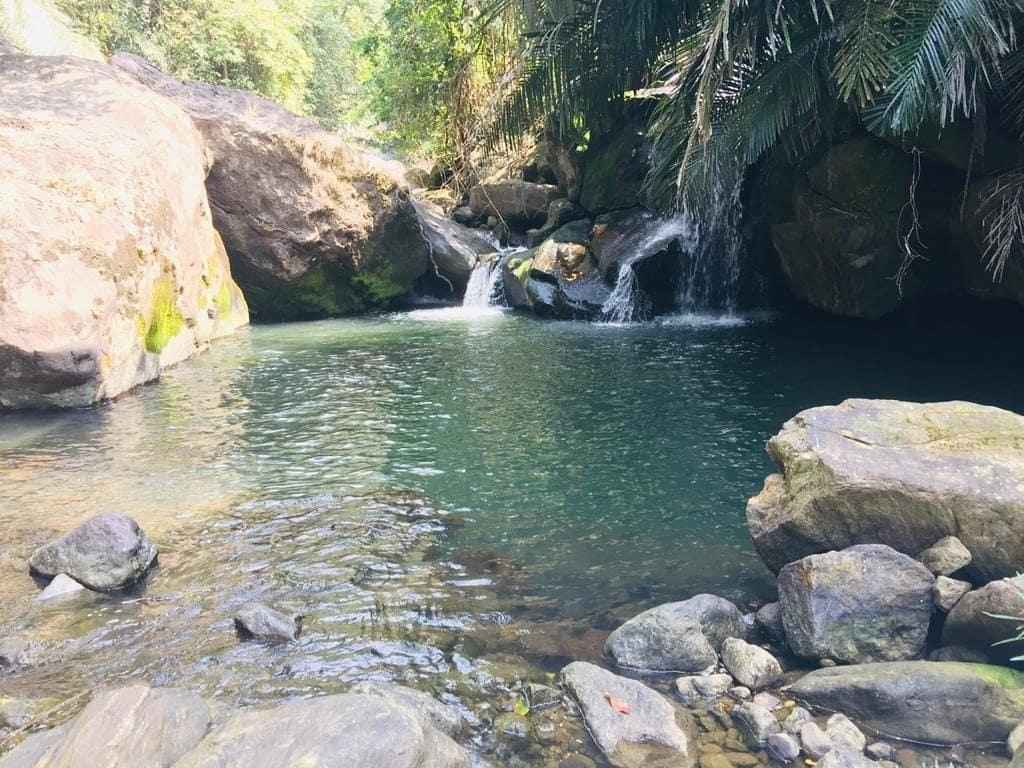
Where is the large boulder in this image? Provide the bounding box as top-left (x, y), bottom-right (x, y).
top-left (410, 198), bottom-right (496, 298)
top-left (561, 661), bottom-right (694, 768)
top-left (605, 595), bottom-right (745, 673)
top-left (0, 685), bottom-right (210, 767)
top-left (0, 0), bottom-right (104, 60)
top-left (942, 575), bottom-right (1024, 663)
top-left (174, 692), bottom-right (469, 768)
top-left (113, 54), bottom-right (428, 322)
top-left (467, 181), bottom-right (562, 230)
top-left (788, 661), bottom-right (1024, 744)
top-left (0, 55), bottom-right (248, 409)
top-left (778, 544), bottom-right (934, 664)
top-left (29, 513), bottom-right (157, 592)
top-left (747, 399), bottom-right (1024, 582)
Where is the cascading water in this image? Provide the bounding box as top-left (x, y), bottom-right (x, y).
top-left (462, 259), bottom-right (503, 308)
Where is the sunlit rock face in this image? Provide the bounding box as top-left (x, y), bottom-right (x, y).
top-left (0, 0), bottom-right (104, 60)
top-left (0, 55), bottom-right (248, 409)
top-left (113, 54), bottom-right (430, 322)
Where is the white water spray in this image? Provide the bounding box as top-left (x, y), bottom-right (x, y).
top-left (462, 259), bottom-right (503, 308)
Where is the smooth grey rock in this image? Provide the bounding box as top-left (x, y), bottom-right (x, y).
top-left (175, 693), bottom-right (469, 768)
top-left (767, 732), bottom-right (801, 763)
top-left (604, 595), bottom-right (744, 673)
top-left (29, 513), bottom-right (158, 592)
top-left (825, 713), bottom-right (866, 753)
top-left (35, 573), bottom-right (87, 603)
top-left (674, 674), bottom-right (733, 706)
top-left (350, 683), bottom-right (463, 736)
top-left (560, 661), bottom-right (693, 768)
top-left (729, 686), bottom-right (752, 701)
top-left (928, 645), bottom-right (990, 663)
top-left (1010, 721), bottom-right (1024, 756)
top-left (933, 576), bottom-right (972, 612)
top-left (799, 721), bottom-right (833, 760)
top-left (233, 604), bottom-right (301, 643)
top-left (0, 724), bottom-right (70, 768)
top-left (733, 703), bottom-right (780, 748)
top-left (917, 536), bottom-right (973, 576)
top-left (752, 692), bottom-right (782, 711)
top-left (778, 544), bottom-right (934, 663)
top-left (942, 575), bottom-right (1024, 663)
top-left (746, 399), bottom-right (1024, 582)
top-left (788, 661), bottom-right (1024, 744)
top-left (20, 685), bottom-right (209, 768)
top-left (782, 706), bottom-right (813, 734)
top-left (721, 638), bottom-right (783, 691)
top-left (866, 742), bottom-right (897, 761)
top-left (817, 750), bottom-right (875, 768)
top-left (755, 602), bottom-right (786, 645)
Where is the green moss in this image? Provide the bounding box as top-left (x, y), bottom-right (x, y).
top-left (143, 277), bottom-right (184, 354)
top-left (512, 258), bottom-right (533, 283)
top-left (215, 281), bottom-right (233, 316)
top-left (962, 663), bottom-right (1024, 690)
top-left (352, 264), bottom-right (404, 303)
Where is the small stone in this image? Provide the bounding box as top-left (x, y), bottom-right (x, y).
top-left (733, 703), bottom-right (781, 748)
top-left (36, 573), bottom-right (87, 603)
top-left (817, 750), bottom-right (875, 768)
top-left (726, 753), bottom-right (762, 767)
top-left (753, 692), bottom-right (782, 711)
top-left (782, 706), bottom-right (813, 734)
top-left (701, 755), bottom-right (734, 768)
top-left (768, 733), bottom-right (802, 764)
top-left (826, 714), bottom-right (866, 754)
top-left (866, 742), bottom-right (897, 761)
top-left (819, 658), bottom-right (837, 668)
top-left (676, 673), bottom-right (734, 706)
top-left (1009, 721), bottom-right (1024, 756)
top-left (933, 576), bottom-right (972, 612)
top-left (799, 721), bottom-right (833, 760)
top-left (721, 638), bottom-right (783, 691)
top-left (756, 602), bottom-right (786, 645)
top-left (917, 536), bottom-right (973, 576)
top-left (729, 686), bottom-right (751, 701)
top-left (234, 603), bottom-right (302, 643)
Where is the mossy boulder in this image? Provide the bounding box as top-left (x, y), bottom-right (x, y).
top-left (113, 54), bottom-right (428, 322)
top-left (578, 120), bottom-right (650, 215)
top-left (0, 55), bottom-right (248, 409)
top-left (788, 661), bottom-right (1024, 744)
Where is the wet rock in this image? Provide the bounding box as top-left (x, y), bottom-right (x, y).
top-left (411, 198), bottom-right (496, 296)
top-left (527, 200), bottom-right (589, 246)
top-left (494, 712), bottom-right (530, 741)
top-left (799, 722), bottom-right (833, 760)
top-left (933, 576), bottom-right (972, 612)
top-left (825, 714), bottom-right (866, 753)
top-left (35, 574), bottom-right (87, 603)
top-left (866, 742), bottom-right (897, 761)
top-left (0, 638), bottom-right (29, 670)
top-left (0, 56), bottom-right (247, 409)
top-left (942, 575), bottom-right (1024, 663)
top-left (917, 536), bottom-right (973, 576)
top-left (733, 703), bottom-right (780, 748)
top-left (928, 645), bottom-right (990, 663)
top-left (767, 732), bottom-right (801, 763)
top-left (817, 750), bottom-right (875, 768)
top-left (233, 604), bottom-right (302, 643)
top-left (29, 514), bottom-right (157, 592)
top-left (525, 683), bottom-right (561, 711)
top-left (755, 602), bottom-right (785, 645)
top-left (782, 707), bottom-right (812, 734)
top-left (605, 595), bottom-right (744, 674)
top-left (778, 544), bottom-right (934, 663)
top-left (721, 638), bottom-right (782, 691)
top-left (675, 674), bottom-right (733, 706)
top-left (16, 685), bottom-right (210, 767)
top-left (560, 661), bottom-right (694, 768)
top-left (468, 181), bottom-right (562, 230)
top-left (175, 692), bottom-right (469, 768)
top-left (788, 661), bottom-right (1024, 744)
top-left (350, 683), bottom-right (463, 736)
top-left (747, 399), bottom-right (1024, 582)
top-left (113, 54), bottom-right (427, 323)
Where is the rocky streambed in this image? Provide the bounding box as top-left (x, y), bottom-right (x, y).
top-left (2, 398), bottom-right (1023, 768)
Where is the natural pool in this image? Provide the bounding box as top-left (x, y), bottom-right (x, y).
top-left (1, 306), bottom-right (1023, 761)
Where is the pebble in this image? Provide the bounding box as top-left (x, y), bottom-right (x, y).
top-left (782, 706), bottom-right (813, 734)
top-left (753, 691), bottom-right (782, 710)
top-left (799, 721), bottom-right (833, 760)
top-left (826, 713), bottom-right (866, 753)
top-left (729, 686), bottom-right (752, 701)
top-left (768, 732), bottom-right (802, 763)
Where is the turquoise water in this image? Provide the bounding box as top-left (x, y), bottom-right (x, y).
top-left (1, 305), bottom-right (1023, 720)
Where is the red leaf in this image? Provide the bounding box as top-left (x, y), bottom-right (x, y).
top-left (604, 694), bottom-right (631, 714)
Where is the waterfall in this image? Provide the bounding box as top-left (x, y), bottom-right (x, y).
top-left (462, 260), bottom-right (502, 308)
top-left (677, 182), bottom-right (744, 314)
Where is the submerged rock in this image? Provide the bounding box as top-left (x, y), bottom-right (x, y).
top-left (560, 661), bottom-right (694, 768)
top-left (778, 544), bottom-right (934, 664)
top-left (0, 685), bottom-right (210, 768)
top-left (174, 692), bottom-right (469, 768)
top-left (942, 575), bottom-right (1024, 663)
top-left (0, 54), bottom-right (248, 409)
top-left (29, 513), bottom-right (157, 592)
top-left (788, 661), bottom-right (1024, 744)
top-left (767, 732), bottom-right (801, 763)
top-left (233, 604), bottom-right (302, 643)
top-left (113, 54), bottom-right (428, 322)
top-left (732, 702), bottom-right (780, 748)
top-left (605, 595), bottom-right (745, 674)
top-left (35, 574), bottom-right (87, 603)
top-left (747, 399), bottom-right (1024, 582)
top-left (674, 674), bottom-right (733, 706)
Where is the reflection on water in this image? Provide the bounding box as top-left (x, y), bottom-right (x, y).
top-left (1, 307), bottom-right (1023, 760)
